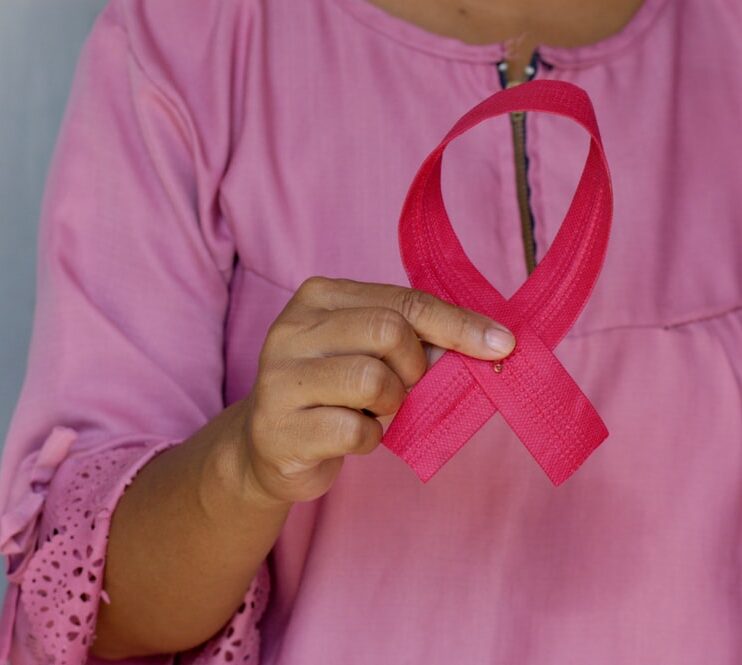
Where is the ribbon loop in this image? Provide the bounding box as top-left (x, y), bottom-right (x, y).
top-left (381, 80), bottom-right (613, 485)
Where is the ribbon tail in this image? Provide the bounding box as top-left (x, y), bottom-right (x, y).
top-left (383, 325), bottom-right (609, 486)
top-left (467, 324), bottom-right (609, 486)
top-left (382, 352), bottom-right (494, 482)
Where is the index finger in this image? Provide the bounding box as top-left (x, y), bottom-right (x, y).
top-left (293, 276), bottom-right (516, 361)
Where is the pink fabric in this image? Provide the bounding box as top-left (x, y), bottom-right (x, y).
top-left (0, 0), bottom-right (741, 662)
top-left (383, 80), bottom-right (612, 483)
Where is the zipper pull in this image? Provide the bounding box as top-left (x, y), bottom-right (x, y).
top-left (495, 50), bottom-right (542, 89)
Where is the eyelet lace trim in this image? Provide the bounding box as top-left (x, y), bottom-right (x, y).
top-left (182, 563), bottom-right (269, 665)
top-left (16, 443), bottom-right (270, 663)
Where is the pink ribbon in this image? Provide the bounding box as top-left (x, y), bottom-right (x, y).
top-left (382, 80), bottom-right (613, 485)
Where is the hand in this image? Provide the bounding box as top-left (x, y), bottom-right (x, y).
top-left (240, 276), bottom-right (516, 504)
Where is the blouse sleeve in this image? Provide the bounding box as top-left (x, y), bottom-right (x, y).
top-left (0, 2), bottom-right (270, 663)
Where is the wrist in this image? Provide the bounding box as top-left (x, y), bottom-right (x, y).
top-left (203, 399), bottom-right (293, 520)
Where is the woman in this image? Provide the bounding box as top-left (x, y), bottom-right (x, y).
top-left (0, 0), bottom-right (740, 662)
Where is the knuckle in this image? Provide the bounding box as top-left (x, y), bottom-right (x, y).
top-left (257, 452), bottom-right (300, 484)
top-left (349, 357), bottom-right (387, 404)
top-left (284, 316), bottom-right (314, 340)
top-left (331, 277), bottom-right (357, 291)
top-left (369, 308), bottom-right (408, 351)
top-left (337, 412), bottom-right (369, 452)
top-left (342, 412), bottom-right (382, 454)
top-left (395, 288), bottom-right (436, 324)
top-left (295, 275), bottom-right (332, 302)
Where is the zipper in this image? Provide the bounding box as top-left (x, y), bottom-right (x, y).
top-left (495, 51), bottom-right (542, 275)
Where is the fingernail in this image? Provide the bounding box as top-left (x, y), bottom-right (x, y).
top-left (484, 327), bottom-right (516, 357)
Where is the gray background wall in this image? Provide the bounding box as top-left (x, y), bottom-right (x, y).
top-left (0, 0), bottom-right (108, 596)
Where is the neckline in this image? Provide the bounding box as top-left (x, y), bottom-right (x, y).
top-left (330, 0), bottom-right (670, 66)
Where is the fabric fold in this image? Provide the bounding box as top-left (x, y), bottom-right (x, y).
top-left (0, 426), bottom-right (78, 583)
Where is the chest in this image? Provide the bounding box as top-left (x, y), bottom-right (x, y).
top-left (218, 13), bottom-right (742, 351)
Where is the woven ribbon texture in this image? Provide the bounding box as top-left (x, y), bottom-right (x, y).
top-left (381, 80), bottom-right (614, 486)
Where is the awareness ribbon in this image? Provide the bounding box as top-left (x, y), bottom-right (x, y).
top-left (381, 80), bottom-right (613, 486)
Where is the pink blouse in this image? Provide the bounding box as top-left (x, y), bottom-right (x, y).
top-left (1, 0), bottom-right (741, 662)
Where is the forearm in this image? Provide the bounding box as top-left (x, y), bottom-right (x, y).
top-left (89, 395), bottom-right (291, 659)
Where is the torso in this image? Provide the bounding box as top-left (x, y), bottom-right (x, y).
top-left (110, 1), bottom-right (742, 662)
